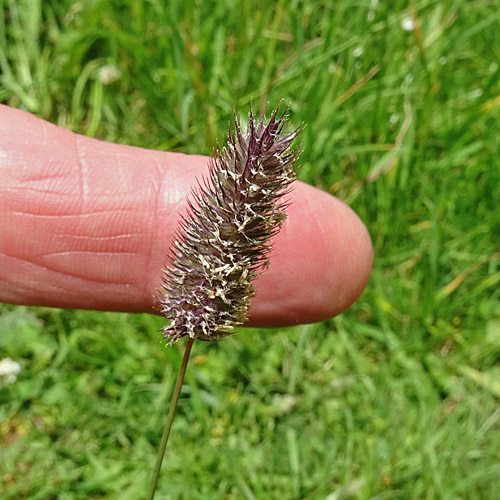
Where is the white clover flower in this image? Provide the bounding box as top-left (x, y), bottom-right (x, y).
top-left (401, 16), bottom-right (415, 31)
top-left (98, 64), bottom-right (121, 85)
top-left (0, 358), bottom-right (21, 385)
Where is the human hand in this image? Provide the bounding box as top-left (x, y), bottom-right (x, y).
top-left (0, 105), bottom-right (372, 327)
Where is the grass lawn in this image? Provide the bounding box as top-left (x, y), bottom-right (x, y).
top-left (1, 0), bottom-right (500, 498)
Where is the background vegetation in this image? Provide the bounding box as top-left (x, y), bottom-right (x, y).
top-left (1, 0), bottom-right (499, 498)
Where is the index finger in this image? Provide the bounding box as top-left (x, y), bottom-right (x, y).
top-left (0, 105), bottom-right (372, 327)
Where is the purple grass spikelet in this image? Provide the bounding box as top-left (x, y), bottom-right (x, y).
top-left (158, 106), bottom-right (302, 344)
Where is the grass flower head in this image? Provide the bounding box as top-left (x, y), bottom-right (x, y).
top-left (159, 106), bottom-right (301, 344)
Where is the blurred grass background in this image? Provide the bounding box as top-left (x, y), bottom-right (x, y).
top-left (1, 0), bottom-right (500, 498)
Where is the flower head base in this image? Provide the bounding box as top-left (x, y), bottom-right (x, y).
top-left (159, 106), bottom-right (301, 344)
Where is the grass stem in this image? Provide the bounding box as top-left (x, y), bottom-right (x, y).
top-left (147, 337), bottom-right (195, 500)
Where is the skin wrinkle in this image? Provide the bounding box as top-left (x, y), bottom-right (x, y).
top-left (0, 250), bottom-right (137, 287)
top-left (51, 234), bottom-right (143, 259)
top-left (9, 189), bottom-right (147, 200)
top-left (0, 252), bottom-right (131, 289)
top-left (4, 220), bottom-right (144, 291)
top-left (40, 251), bottom-right (144, 283)
top-left (0, 253), bottom-right (140, 310)
top-left (0, 278), bottom-right (27, 296)
top-left (9, 208), bottom-right (140, 218)
top-left (8, 186), bottom-right (76, 196)
top-left (6, 208), bottom-right (145, 272)
top-left (54, 233), bottom-right (142, 242)
top-left (40, 114), bottom-right (47, 147)
top-left (42, 251), bottom-right (141, 258)
top-left (74, 134), bottom-right (89, 208)
top-left (36, 236), bottom-right (148, 285)
top-left (20, 173), bottom-right (73, 183)
top-left (145, 153), bottom-right (163, 302)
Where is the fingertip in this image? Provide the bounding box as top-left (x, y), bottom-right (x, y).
top-left (322, 193), bottom-right (373, 315)
top-left (248, 182), bottom-right (373, 327)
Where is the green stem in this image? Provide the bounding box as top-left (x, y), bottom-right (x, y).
top-left (147, 337), bottom-right (195, 500)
